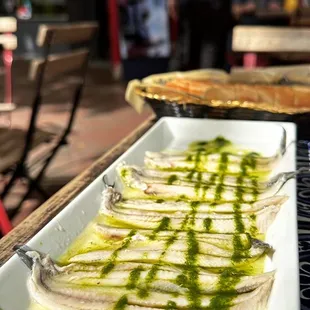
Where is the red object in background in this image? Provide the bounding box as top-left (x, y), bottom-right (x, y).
top-left (0, 199), bottom-right (12, 235)
top-left (244, 53), bottom-right (257, 69)
top-left (107, 0), bottom-right (121, 77)
top-left (243, 53), bottom-right (269, 68)
top-left (3, 48), bottom-right (13, 104)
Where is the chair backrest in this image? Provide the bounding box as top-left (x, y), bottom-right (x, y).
top-left (232, 26), bottom-right (310, 53)
top-left (21, 22), bottom-right (98, 165)
top-left (0, 17), bottom-right (17, 51)
top-left (29, 22), bottom-right (98, 85)
top-left (0, 17), bottom-right (17, 33)
top-left (232, 26), bottom-right (310, 69)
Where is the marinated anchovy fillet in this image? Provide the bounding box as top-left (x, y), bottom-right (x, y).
top-left (115, 196), bottom-right (288, 214)
top-left (27, 252), bottom-right (274, 310)
top-left (26, 137), bottom-right (282, 309)
top-left (119, 164), bottom-right (271, 191)
top-left (100, 187), bottom-right (281, 234)
top-left (95, 224), bottom-right (253, 251)
top-left (144, 151), bottom-right (274, 174)
top-left (119, 164), bottom-right (282, 202)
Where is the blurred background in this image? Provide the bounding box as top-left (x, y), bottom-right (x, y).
top-left (0, 0), bottom-right (307, 226)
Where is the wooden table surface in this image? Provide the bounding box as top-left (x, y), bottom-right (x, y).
top-left (0, 116), bottom-right (155, 265)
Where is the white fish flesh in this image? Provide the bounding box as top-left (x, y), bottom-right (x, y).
top-left (118, 164), bottom-right (276, 190)
top-left (116, 196), bottom-right (288, 214)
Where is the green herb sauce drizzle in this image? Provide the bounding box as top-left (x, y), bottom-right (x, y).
top-left (208, 268), bottom-right (244, 309)
top-left (214, 153), bottom-right (229, 202)
top-left (138, 215), bottom-right (190, 298)
top-left (184, 229), bottom-right (201, 309)
top-left (101, 230), bottom-right (136, 277)
top-left (113, 139), bottom-right (262, 309)
top-left (189, 201), bottom-right (200, 227)
top-left (149, 217), bottom-right (170, 240)
top-left (126, 265), bottom-right (143, 290)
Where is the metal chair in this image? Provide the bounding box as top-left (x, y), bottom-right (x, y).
top-left (0, 22), bottom-right (98, 222)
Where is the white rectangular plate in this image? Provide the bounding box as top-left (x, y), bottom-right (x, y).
top-left (0, 118), bottom-right (299, 310)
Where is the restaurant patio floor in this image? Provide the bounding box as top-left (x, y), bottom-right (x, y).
top-left (0, 59), bottom-right (152, 226)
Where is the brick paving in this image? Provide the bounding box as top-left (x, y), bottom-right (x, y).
top-left (0, 60), bottom-right (152, 226)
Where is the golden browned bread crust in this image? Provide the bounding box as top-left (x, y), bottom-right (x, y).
top-left (165, 79), bottom-right (310, 111)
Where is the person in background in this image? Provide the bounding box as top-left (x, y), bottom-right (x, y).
top-left (168, 0), bottom-right (233, 70)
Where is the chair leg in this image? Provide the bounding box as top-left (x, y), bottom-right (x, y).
top-left (15, 141), bottom-right (65, 210)
top-left (15, 180), bottom-right (36, 211)
top-left (32, 182), bottom-right (49, 199)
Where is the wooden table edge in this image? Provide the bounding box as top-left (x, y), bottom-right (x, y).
top-left (0, 115), bottom-right (155, 265)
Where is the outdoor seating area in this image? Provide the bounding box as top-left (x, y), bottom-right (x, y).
top-left (0, 1), bottom-right (310, 310)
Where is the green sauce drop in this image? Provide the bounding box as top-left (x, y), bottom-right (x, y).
top-left (149, 217), bottom-right (170, 240)
top-left (204, 218), bottom-right (212, 232)
top-left (208, 268), bottom-right (243, 309)
top-left (186, 154), bottom-right (193, 161)
top-left (101, 261), bottom-right (115, 276)
top-left (189, 201), bottom-right (200, 227)
top-left (165, 301), bottom-right (178, 309)
top-left (214, 153), bottom-right (229, 202)
top-left (126, 265), bottom-right (143, 290)
top-left (114, 295), bottom-right (128, 310)
top-left (249, 214), bottom-right (258, 236)
top-left (167, 174), bottom-right (178, 185)
top-left (156, 199), bottom-right (165, 203)
top-left (187, 170), bottom-right (195, 180)
top-left (120, 169), bottom-right (128, 179)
